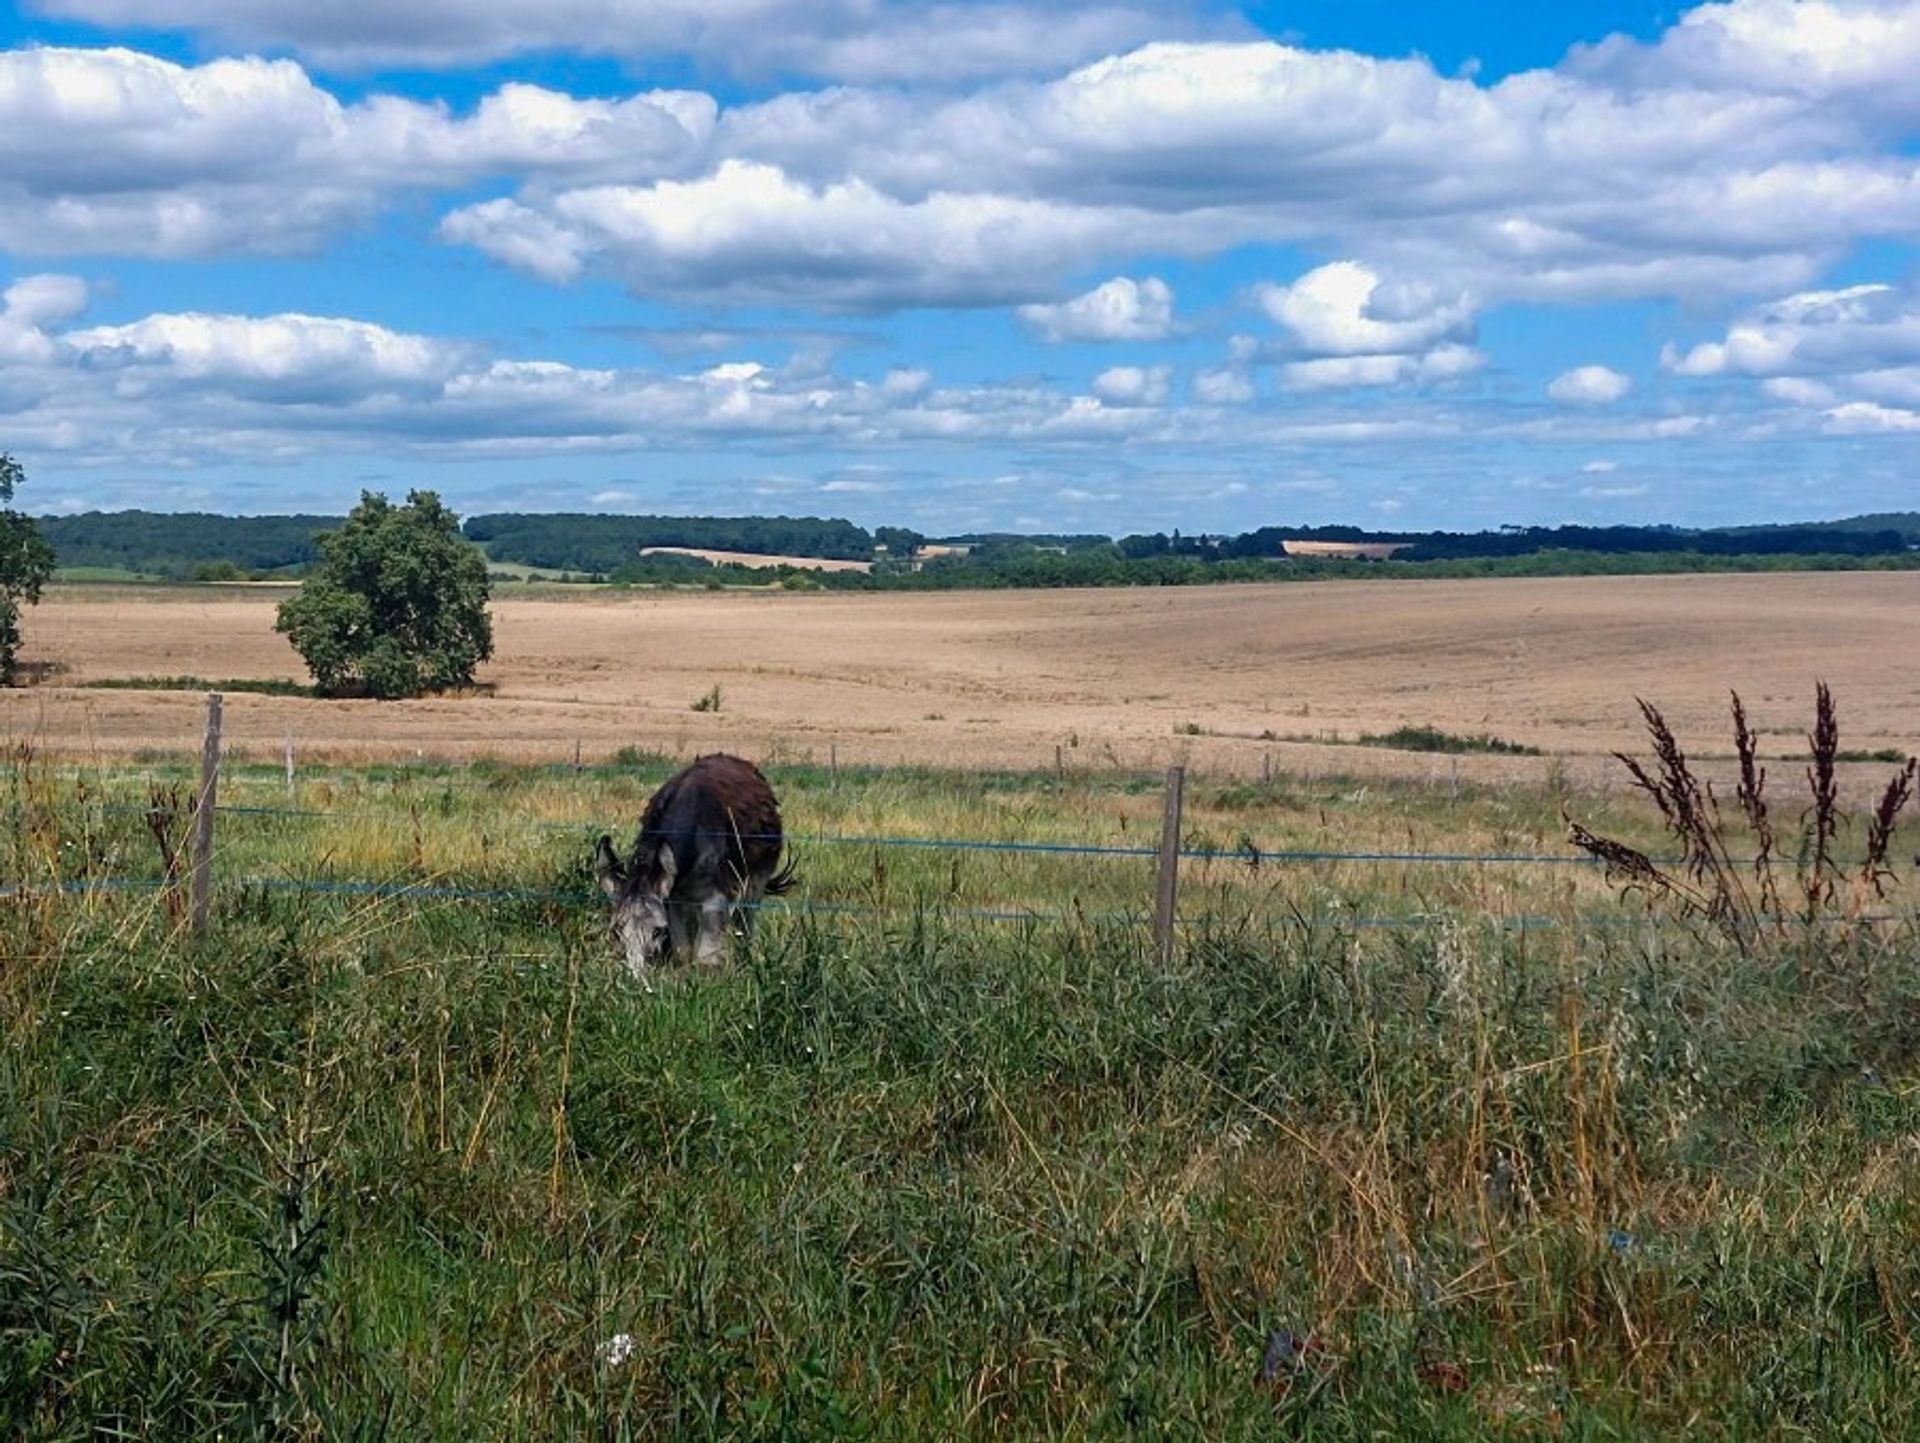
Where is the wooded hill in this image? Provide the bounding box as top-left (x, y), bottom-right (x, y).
top-left (34, 507), bottom-right (1920, 583)
top-left (462, 513), bottom-right (894, 568)
top-left (38, 511), bottom-right (336, 579)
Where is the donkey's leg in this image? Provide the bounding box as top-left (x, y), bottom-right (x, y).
top-left (694, 895), bottom-right (731, 967)
top-left (666, 899), bottom-right (698, 965)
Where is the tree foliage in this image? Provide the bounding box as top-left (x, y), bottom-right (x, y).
top-left (275, 490), bottom-right (493, 698)
top-left (0, 455), bottom-right (56, 685)
top-left (38, 510), bottom-right (335, 578)
top-left (466, 512), bottom-right (876, 568)
top-left (26, 503), bottom-right (1920, 586)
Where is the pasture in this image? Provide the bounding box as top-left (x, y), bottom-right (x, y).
top-left (4, 741), bottom-right (1920, 1438)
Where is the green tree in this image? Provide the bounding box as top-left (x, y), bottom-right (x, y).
top-left (275, 490), bottom-right (493, 698)
top-left (0, 455), bottom-right (56, 686)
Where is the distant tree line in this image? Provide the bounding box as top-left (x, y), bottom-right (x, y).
top-left (466, 513), bottom-right (891, 568)
top-left (1114, 521), bottom-right (1917, 562)
top-left (39, 510), bottom-right (335, 579)
top-left (598, 544), bottom-right (1920, 594)
top-left (1395, 523), bottom-right (1914, 560)
top-left (31, 506), bottom-right (1920, 588)
top-left (861, 546), bottom-right (1920, 589)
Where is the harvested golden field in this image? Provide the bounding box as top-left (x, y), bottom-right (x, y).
top-left (637, 546), bottom-right (873, 572)
top-left (9, 572), bottom-right (1918, 787)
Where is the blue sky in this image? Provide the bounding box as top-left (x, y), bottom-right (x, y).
top-left (1, 0), bottom-right (1917, 533)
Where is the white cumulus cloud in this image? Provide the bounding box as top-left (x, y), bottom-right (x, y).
top-left (1019, 276), bottom-right (1174, 342)
top-left (1664, 281), bottom-right (1920, 412)
top-left (1666, 284), bottom-right (1920, 376)
top-left (0, 273), bottom-right (88, 362)
top-left (1091, 364), bottom-right (1171, 405)
top-left (442, 159), bottom-right (1136, 309)
top-left (27, 0), bottom-right (1205, 82)
top-left (0, 47), bottom-right (715, 256)
top-left (1281, 344), bottom-right (1485, 390)
top-left (1822, 399), bottom-right (1920, 433)
top-left (65, 311), bottom-right (469, 400)
top-left (12, 1), bottom-right (1920, 310)
top-left (1256, 261), bottom-right (1482, 389)
top-left (1192, 367), bottom-right (1254, 404)
top-left (1548, 365), bottom-right (1633, 403)
top-left (1257, 262), bottom-right (1475, 358)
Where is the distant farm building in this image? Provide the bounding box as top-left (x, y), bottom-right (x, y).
top-left (902, 542), bottom-right (977, 572)
top-left (1281, 539), bottom-right (1411, 561)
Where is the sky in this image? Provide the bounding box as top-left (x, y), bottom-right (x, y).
top-left (0, 0), bottom-right (1917, 535)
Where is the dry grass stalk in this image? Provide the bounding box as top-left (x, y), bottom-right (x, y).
top-left (1608, 698), bottom-right (1759, 948)
top-left (1730, 692), bottom-right (1784, 920)
top-left (1802, 681), bottom-right (1842, 919)
top-left (1570, 685), bottom-right (1916, 952)
top-left (145, 783), bottom-right (188, 925)
top-left (1862, 758), bottom-right (1919, 900)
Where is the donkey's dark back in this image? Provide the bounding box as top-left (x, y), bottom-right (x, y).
top-left (637, 753), bottom-right (791, 898)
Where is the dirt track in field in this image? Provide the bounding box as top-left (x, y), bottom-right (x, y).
top-left (8, 573), bottom-right (1917, 788)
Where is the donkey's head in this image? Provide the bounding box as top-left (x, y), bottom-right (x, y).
top-left (594, 834), bottom-right (676, 972)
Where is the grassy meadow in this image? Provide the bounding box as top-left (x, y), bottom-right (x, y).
top-left (3, 748), bottom-right (1919, 1438)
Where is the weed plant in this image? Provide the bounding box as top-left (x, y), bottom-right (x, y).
top-left (1569, 686), bottom-right (1917, 955)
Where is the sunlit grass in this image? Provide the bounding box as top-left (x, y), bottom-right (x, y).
top-left (5, 750), bottom-right (1918, 1438)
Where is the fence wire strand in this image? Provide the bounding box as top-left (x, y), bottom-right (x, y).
top-left (91, 798), bottom-right (1638, 868)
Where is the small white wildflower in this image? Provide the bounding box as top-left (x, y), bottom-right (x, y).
top-left (599, 1333), bottom-right (635, 1369)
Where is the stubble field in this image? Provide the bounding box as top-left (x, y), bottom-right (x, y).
top-left (8, 572), bottom-right (1918, 788)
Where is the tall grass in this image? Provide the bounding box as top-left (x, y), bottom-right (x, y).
top-left (4, 751), bottom-right (1919, 1438)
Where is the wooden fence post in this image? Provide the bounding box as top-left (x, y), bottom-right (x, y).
top-left (1153, 764), bottom-right (1185, 964)
top-left (1055, 744), bottom-right (1065, 785)
top-left (191, 692), bottom-right (223, 936)
top-left (284, 730), bottom-right (295, 805)
top-left (830, 742), bottom-right (838, 784)
top-left (1262, 751), bottom-right (1272, 784)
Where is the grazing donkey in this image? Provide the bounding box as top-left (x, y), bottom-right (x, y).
top-left (594, 754), bottom-right (795, 972)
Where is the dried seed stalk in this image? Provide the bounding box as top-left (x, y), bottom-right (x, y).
top-left (1803, 681), bottom-right (1842, 918)
top-left (1860, 757), bottom-right (1918, 900)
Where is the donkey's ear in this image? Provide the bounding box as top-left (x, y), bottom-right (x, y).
top-left (653, 846), bottom-right (678, 898)
top-left (593, 834), bottom-right (625, 898)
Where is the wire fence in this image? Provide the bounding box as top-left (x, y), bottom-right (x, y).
top-left (101, 799), bottom-right (1623, 870)
top-left (17, 696), bottom-right (1914, 945)
top-left (27, 781), bottom-right (1635, 938)
top-left (6, 875), bottom-right (1902, 941)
